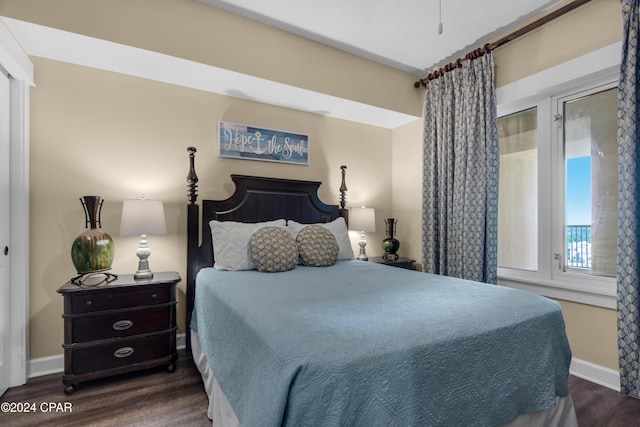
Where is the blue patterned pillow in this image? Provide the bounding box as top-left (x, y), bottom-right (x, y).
top-left (296, 225), bottom-right (339, 267)
top-left (250, 227), bottom-right (297, 273)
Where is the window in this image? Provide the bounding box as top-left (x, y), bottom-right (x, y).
top-left (498, 108), bottom-right (538, 271)
top-left (495, 45), bottom-right (619, 308)
top-left (559, 87), bottom-right (618, 278)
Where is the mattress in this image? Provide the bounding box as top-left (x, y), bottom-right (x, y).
top-left (191, 260), bottom-right (577, 427)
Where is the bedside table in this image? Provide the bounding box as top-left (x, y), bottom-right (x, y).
top-left (368, 256), bottom-right (416, 270)
top-left (57, 271), bottom-right (180, 395)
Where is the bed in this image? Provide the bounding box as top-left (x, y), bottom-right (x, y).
top-left (184, 147), bottom-right (578, 427)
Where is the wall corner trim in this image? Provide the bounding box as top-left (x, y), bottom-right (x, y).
top-left (0, 18), bottom-right (34, 85)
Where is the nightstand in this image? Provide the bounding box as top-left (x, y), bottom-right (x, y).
top-left (368, 256), bottom-right (416, 270)
top-left (57, 271), bottom-right (180, 395)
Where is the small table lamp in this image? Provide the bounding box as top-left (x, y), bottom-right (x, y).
top-left (349, 206), bottom-right (376, 261)
top-left (120, 199), bottom-right (167, 280)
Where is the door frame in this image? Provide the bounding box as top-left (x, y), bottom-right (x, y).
top-left (0, 18), bottom-right (34, 387)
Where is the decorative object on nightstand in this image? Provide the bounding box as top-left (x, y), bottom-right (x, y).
top-left (350, 206), bottom-right (375, 261)
top-left (70, 195), bottom-right (115, 284)
top-left (382, 218), bottom-right (400, 261)
top-left (57, 271), bottom-right (180, 395)
top-left (120, 199), bottom-right (167, 280)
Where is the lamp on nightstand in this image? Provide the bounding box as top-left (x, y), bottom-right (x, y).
top-left (349, 206), bottom-right (376, 261)
top-left (120, 198), bottom-right (167, 280)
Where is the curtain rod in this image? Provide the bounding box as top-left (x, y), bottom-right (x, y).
top-left (414, 0), bottom-right (593, 88)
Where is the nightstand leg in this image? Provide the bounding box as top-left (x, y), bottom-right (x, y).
top-left (64, 383), bottom-right (76, 395)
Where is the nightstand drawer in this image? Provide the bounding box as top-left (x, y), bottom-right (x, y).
top-left (70, 285), bottom-right (171, 314)
top-left (69, 306), bottom-right (174, 342)
top-left (70, 332), bottom-right (174, 375)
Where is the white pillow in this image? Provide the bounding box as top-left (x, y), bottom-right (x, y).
top-left (210, 219), bottom-right (287, 270)
top-left (287, 217), bottom-right (354, 260)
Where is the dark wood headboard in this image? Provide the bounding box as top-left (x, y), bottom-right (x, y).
top-left (185, 147), bottom-right (348, 351)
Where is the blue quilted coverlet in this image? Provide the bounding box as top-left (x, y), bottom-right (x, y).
top-left (192, 260), bottom-right (571, 427)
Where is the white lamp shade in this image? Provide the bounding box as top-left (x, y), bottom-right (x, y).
top-left (120, 199), bottom-right (167, 236)
top-left (349, 207), bottom-right (376, 232)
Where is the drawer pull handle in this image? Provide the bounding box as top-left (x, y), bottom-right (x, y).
top-left (114, 347), bottom-right (135, 358)
top-left (86, 300), bottom-right (93, 306)
top-left (151, 293), bottom-right (158, 298)
top-left (112, 320), bottom-right (133, 331)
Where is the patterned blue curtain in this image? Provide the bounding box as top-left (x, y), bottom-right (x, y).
top-left (421, 53), bottom-right (499, 284)
top-left (618, 0), bottom-right (640, 399)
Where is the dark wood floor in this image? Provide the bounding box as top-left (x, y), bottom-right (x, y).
top-left (1, 351), bottom-right (639, 426)
top-left (568, 375), bottom-right (640, 427)
top-left (0, 350), bottom-right (210, 426)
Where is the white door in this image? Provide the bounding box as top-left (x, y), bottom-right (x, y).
top-left (0, 70), bottom-right (10, 396)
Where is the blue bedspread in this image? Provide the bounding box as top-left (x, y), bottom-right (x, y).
top-left (192, 260), bottom-right (571, 427)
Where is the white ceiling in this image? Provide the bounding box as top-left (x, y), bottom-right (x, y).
top-left (198, 0), bottom-right (565, 75)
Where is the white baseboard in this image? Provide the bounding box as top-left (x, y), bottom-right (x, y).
top-left (570, 357), bottom-right (620, 392)
top-left (29, 354), bottom-right (64, 378)
top-left (28, 337), bottom-right (620, 394)
top-left (28, 333), bottom-right (187, 379)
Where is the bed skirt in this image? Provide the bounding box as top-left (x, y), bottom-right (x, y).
top-left (191, 331), bottom-right (578, 427)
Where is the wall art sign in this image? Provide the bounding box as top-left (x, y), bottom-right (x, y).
top-left (218, 121), bottom-right (309, 165)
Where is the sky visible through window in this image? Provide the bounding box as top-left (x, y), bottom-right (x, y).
top-left (566, 156), bottom-right (591, 225)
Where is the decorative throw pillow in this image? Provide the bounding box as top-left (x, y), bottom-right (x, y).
top-left (296, 225), bottom-right (339, 267)
top-left (210, 219), bottom-right (287, 270)
top-left (250, 226), bottom-right (298, 273)
top-left (287, 217), bottom-right (354, 260)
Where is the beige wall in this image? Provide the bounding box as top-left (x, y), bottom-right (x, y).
top-left (1, 0), bottom-right (624, 372)
top-left (0, 0), bottom-right (416, 359)
top-left (393, 0), bottom-right (622, 371)
top-left (559, 300), bottom-right (619, 369)
top-left (391, 120), bottom-right (423, 267)
top-left (27, 57), bottom-right (397, 359)
top-left (494, 0), bottom-right (622, 88)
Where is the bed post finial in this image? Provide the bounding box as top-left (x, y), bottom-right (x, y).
top-left (187, 146), bottom-right (199, 204)
top-left (186, 146), bottom-right (200, 353)
top-left (339, 165), bottom-right (348, 225)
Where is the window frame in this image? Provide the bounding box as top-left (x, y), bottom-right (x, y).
top-left (496, 43), bottom-right (620, 309)
top-left (552, 83), bottom-right (618, 280)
